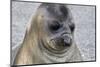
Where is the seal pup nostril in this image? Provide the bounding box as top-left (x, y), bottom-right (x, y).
top-left (64, 38), bottom-right (72, 46)
top-left (61, 33), bottom-right (72, 46)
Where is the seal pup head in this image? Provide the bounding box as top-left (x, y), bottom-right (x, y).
top-left (28, 3), bottom-right (75, 54)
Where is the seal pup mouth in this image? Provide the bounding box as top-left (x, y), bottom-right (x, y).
top-left (49, 33), bottom-right (72, 50)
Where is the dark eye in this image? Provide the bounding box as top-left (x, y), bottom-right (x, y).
top-left (69, 23), bottom-right (75, 32)
top-left (49, 21), bottom-right (62, 31)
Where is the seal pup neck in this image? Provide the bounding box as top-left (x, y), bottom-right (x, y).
top-left (39, 40), bottom-right (76, 62)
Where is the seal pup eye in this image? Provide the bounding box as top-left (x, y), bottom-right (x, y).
top-left (49, 21), bottom-right (62, 31)
top-left (69, 23), bottom-right (75, 32)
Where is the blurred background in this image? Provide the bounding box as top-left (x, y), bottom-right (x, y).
top-left (11, 1), bottom-right (96, 64)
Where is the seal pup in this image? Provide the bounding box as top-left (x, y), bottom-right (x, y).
top-left (14, 3), bottom-right (82, 65)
